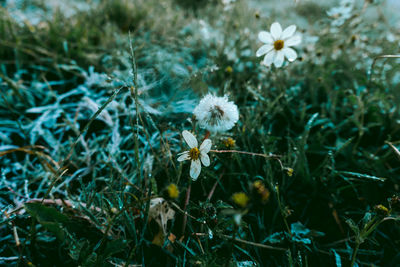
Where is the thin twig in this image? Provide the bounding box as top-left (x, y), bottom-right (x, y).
top-left (170, 202), bottom-right (206, 224)
top-left (368, 54), bottom-right (400, 81)
top-left (218, 234), bottom-right (287, 252)
top-left (181, 183), bottom-right (192, 236)
top-left (210, 149), bottom-right (280, 158)
top-left (207, 174), bottom-right (223, 201)
top-left (386, 141), bottom-right (400, 161)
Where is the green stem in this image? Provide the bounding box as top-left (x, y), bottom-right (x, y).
top-left (350, 241), bottom-right (360, 267)
top-left (276, 185), bottom-right (291, 236)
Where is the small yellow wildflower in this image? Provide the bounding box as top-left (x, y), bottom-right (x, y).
top-left (167, 183), bottom-right (179, 199)
top-left (223, 137), bottom-right (236, 148)
top-left (225, 66), bottom-right (233, 73)
top-left (232, 192), bottom-right (249, 208)
top-left (253, 180), bottom-right (270, 203)
top-left (374, 204), bottom-right (389, 216)
top-left (286, 168), bottom-right (294, 177)
top-left (111, 207), bottom-right (118, 214)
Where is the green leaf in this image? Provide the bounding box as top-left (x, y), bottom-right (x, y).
top-left (25, 202), bottom-right (69, 241)
top-left (331, 249), bottom-right (342, 267)
top-left (345, 219), bottom-right (359, 236)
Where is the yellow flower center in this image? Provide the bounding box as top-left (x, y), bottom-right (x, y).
top-left (189, 147), bottom-right (200, 160)
top-left (274, 40), bottom-right (284, 50)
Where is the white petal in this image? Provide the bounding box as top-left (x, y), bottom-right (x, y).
top-left (182, 130), bottom-right (198, 148)
top-left (177, 151), bottom-right (190, 162)
top-left (270, 22), bottom-right (282, 40)
top-left (256, 44), bottom-right (273, 57)
top-left (283, 47), bottom-right (297, 62)
top-left (258, 31), bottom-right (273, 44)
top-left (200, 152), bottom-right (210, 167)
top-left (274, 51), bottom-right (285, 68)
top-left (190, 159), bottom-right (201, 180)
top-left (263, 51), bottom-right (275, 66)
top-left (281, 25), bottom-right (296, 40)
top-left (200, 139), bottom-right (212, 153)
top-left (285, 35), bottom-right (301, 47)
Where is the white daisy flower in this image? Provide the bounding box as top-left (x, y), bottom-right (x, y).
top-left (177, 130), bottom-right (212, 180)
top-left (256, 22), bottom-right (301, 68)
top-left (193, 94), bottom-right (239, 132)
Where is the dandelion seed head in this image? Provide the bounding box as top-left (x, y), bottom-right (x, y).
top-left (193, 94), bottom-right (239, 132)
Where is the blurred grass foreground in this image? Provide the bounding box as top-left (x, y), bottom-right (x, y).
top-left (1, 0), bottom-right (400, 266)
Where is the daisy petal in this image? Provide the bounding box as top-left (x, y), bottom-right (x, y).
top-left (177, 151), bottom-right (190, 162)
top-left (274, 50), bottom-right (284, 68)
top-left (285, 35), bottom-right (301, 47)
top-left (258, 31), bottom-right (274, 44)
top-left (182, 130), bottom-right (198, 148)
top-left (200, 139), bottom-right (212, 153)
top-left (190, 159), bottom-right (201, 180)
top-left (283, 47), bottom-right (297, 62)
top-left (256, 44), bottom-right (273, 57)
top-left (270, 22), bottom-right (282, 40)
top-left (263, 51), bottom-right (275, 66)
top-left (200, 152), bottom-right (210, 167)
top-left (281, 25), bottom-right (296, 40)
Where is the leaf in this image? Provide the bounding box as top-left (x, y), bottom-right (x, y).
top-left (337, 171), bottom-right (386, 182)
top-left (262, 232), bottom-right (286, 244)
top-left (25, 203), bottom-right (69, 241)
top-left (148, 198), bottom-right (175, 234)
top-left (102, 239), bottom-right (127, 258)
top-left (345, 219), bottom-right (359, 235)
top-left (290, 222), bottom-right (325, 245)
top-left (25, 203), bottom-right (69, 224)
top-left (331, 249), bottom-right (342, 267)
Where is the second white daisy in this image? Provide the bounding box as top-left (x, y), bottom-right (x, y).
top-left (177, 130), bottom-right (212, 180)
top-left (256, 22), bottom-right (301, 68)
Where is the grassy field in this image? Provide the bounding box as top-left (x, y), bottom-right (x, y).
top-left (1, 0), bottom-right (400, 266)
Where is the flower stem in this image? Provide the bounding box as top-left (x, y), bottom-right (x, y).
top-left (181, 182), bottom-right (192, 236)
top-left (350, 241), bottom-right (360, 267)
top-left (210, 149), bottom-right (280, 159)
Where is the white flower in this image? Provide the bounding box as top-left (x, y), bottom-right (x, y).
top-left (193, 94), bottom-right (239, 132)
top-left (256, 22), bottom-right (301, 68)
top-left (327, 0), bottom-right (354, 27)
top-left (177, 130), bottom-right (212, 180)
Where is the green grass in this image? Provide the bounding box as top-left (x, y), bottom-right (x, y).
top-left (1, 0), bottom-right (400, 266)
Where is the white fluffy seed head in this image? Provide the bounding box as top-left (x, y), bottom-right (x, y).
top-left (193, 94), bottom-right (239, 132)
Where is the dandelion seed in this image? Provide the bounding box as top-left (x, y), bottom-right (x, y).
top-left (193, 94), bottom-right (239, 132)
top-left (232, 192), bottom-right (249, 208)
top-left (256, 22), bottom-right (301, 68)
top-left (177, 130), bottom-right (212, 180)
